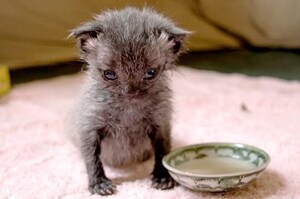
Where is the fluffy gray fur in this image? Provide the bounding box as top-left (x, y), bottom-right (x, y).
top-left (67, 7), bottom-right (189, 195)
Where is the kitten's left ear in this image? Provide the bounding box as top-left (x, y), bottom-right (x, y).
top-left (159, 26), bottom-right (191, 55)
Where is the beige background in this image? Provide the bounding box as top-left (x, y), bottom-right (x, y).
top-left (1, 0), bottom-right (300, 68)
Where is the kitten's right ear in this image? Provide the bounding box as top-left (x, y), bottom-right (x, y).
top-left (69, 22), bottom-right (102, 54)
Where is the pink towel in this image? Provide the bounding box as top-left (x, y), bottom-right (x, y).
top-left (1, 67), bottom-right (299, 199)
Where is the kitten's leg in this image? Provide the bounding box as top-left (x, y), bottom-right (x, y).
top-left (148, 127), bottom-right (177, 190)
top-left (80, 130), bottom-right (116, 195)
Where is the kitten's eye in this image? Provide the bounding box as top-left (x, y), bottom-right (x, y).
top-left (143, 68), bottom-right (156, 80)
top-left (103, 70), bottom-right (117, 80)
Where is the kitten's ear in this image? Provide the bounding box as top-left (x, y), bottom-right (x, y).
top-left (69, 22), bottom-right (102, 55)
top-left (167, 27), bottom-right (190, 54)
top-left (156, 27), bottom-right (191, 55)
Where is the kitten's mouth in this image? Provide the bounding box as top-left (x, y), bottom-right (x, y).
top-left (122, 92), bottom-right (147, 99)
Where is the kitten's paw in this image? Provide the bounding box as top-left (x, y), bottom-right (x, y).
top-left (89, 179), bottom-right (117, 196)
top-left (151, 176), bottom-right (177, 190)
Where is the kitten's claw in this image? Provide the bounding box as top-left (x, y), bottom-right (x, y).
top-left (89, 179), bottom-right (117, 196)
top-left (151, 176), bottom-right (177, 190)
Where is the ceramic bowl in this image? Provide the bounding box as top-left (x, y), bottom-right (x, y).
top-left (163, 142), bottom-right (270, 192)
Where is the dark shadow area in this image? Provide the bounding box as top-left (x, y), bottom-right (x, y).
top-left (179, 50), bottom-right (300, 81)
top-left (10, 61), bottom-right (82, 85)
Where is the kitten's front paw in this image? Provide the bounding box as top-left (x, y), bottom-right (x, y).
top-left (151, 176), bottom-right (177, 190)
top-left (89, 179), bottom-right (117, 196)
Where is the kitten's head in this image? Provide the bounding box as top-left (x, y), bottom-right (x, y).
top-left (71, 7), bottom-right (189, 97)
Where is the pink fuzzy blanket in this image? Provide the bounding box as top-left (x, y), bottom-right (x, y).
top-left (1, 67), bottom-right (299, 199)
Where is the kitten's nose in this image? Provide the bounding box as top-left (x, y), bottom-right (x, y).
top-left (123, 84), bottom-right (137, 95)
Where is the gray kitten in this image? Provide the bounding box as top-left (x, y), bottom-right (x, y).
top-left (68, 7), bottom-right (189, 196)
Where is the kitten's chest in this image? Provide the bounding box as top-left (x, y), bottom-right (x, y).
top-left (110, 102), bottom-right (150, 127)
